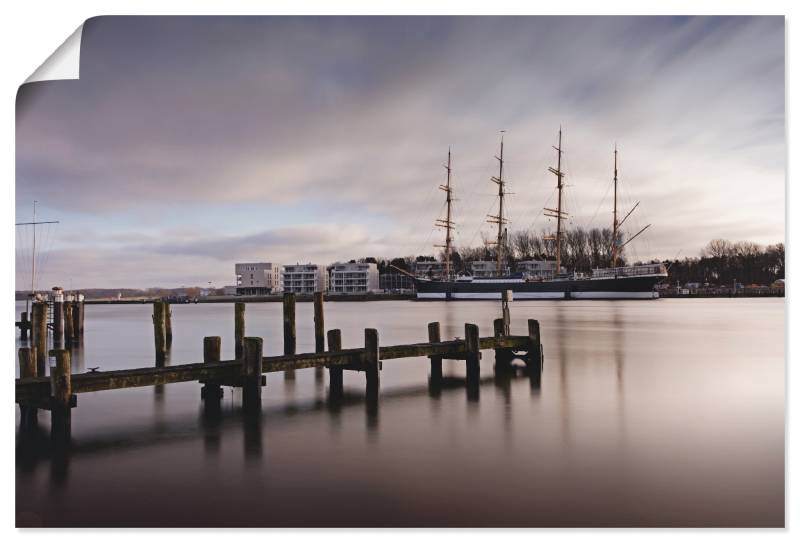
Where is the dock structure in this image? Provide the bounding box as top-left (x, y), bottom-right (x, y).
top-left (16, 294), bottom-right (544, 443)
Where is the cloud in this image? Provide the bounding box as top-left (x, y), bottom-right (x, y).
top-left (15, 16), bottom-right (785, 287)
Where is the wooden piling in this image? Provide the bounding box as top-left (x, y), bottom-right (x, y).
top-left (49, 349), bottom-right (73, 440)
top-left (327, 329), bottom-right (343, 396)
top-left (242, 337), bottom-right (263, 411)
top-left (364, 328), bottom-right (380, 397)
top-left (31, 302), bottom-right (48, 377)
top-left (313, 292), bottom-right (325, 353)
top-left (164, 303), bottom-right (173, 346)
top-left (234, 302), bottom-right (245, 359)
top-left (152, 301), bottom-right (167, 364)
top-left (465, 323), bottom-right (481, 387)
top-left (283, 293), bottom-right (296, 380)
top-left (428, 322), bottom-right (443, 381)
top-left (493, 318), bottom-right (505, 338)
top-left (20, 311), bottom-right (28, 341)
top-left (18, 348), bottom-right (37, 427)
top-left (493, 318), bottom-right (512, 371)
top-left (53, 300), bottom-right (64, 347)
top-left (501, 290), bottom-right (512, 335)
top-left (71, 300), bottom-right (81, 341)
top-left (201, 336), bottom-right (222, 404)
top-left (63, 303), bottom-right (74, 347)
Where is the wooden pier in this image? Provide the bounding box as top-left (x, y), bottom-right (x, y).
top-left (16, 293), bottom-right (543, 442)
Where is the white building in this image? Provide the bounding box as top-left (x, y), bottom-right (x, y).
top-left (329, 262), bottom-right (379, 294)
top-left (282, 263), bottom-right (328, 294)
top-left (235, 262), bottom-right (280, 295)
top-left (517, 259), bottom-right (560, 279)
top-left (222, 285), bottom-right (237, 296)
top-left (470, 260), bottom-right (511, 278)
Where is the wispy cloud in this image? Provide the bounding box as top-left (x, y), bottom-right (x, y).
top-left (15, 16), bottom-right (785, 288)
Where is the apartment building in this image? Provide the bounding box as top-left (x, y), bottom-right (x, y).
top-left (329, 262), bottom-right (379, 294)
top-left (282, 263), bottom-right (327, 294)
top-left (235, 262), bottom-right (280, 295)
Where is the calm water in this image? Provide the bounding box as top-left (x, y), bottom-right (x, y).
top-left (15, 298), bottom-right (784, 527)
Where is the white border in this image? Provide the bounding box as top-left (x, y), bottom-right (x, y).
top-left (2, 2), bottom-right (795, 542)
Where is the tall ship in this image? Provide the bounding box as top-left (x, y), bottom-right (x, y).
top-left (413, 129), bottom-right (667, 300)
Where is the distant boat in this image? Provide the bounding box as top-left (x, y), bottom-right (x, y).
top-left (412, 129), bottom-right (667, 300)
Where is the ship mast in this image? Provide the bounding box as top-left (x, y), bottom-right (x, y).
top-left (435, 148), bottom-right (455, 280)
top-left (612, 145), bottom-right (619, 267)
top-left (544, 128), bottom-right (568, 272)
top-left (487, 132), bottom-right (508, 275)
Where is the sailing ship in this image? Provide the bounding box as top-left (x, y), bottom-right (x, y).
top-left (413, 129), bottom-right (668, 300)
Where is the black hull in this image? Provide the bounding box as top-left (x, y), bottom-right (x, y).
top-left (415, 275), bottom-right (664, 300)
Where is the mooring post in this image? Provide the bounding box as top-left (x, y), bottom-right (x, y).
top-left (201, 336), bottom-right (223, 406)
top-left (327, 329), bottom-right (343, 397)
top-left (152, 301), bottom-right (167, 364)
top-left (49, 349), bottom-right (73, 441)
top-left (234, 302), bottom-right (245, 360)
top-left (32, 301), bottom-right (48, 377)
top-left (428, 322), bottom-right (443, 381)
top-left (465, 323), bottom-right (481, 389)
top-left (164, 303), bottom-right (173, 346)
top-left (501, 289), bottom-right (512, 335)
top-left (364, 328), bottom-right (380, 401)
top-left (52, 291), bottom-right (64, 347)
top-left (314, 292), bottom-right (325, 353)
top-left (283, 293), bottom-right (296, 380)
top-left (63, 302), bottom-right (74, 347)
top-left (527, 319), bottom-right (543, 380)
top-left (242, 337), bottom-right (263, 412)
top-left (71, 299), bottom-right (81, 342)
top-left (18, 347), bottom-right (37, 428)
top-left (20, 311), bottom-right (28, 341)
top-left (494, 318), bottom-right (511, 371)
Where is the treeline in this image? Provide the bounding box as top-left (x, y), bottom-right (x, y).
top-left (359, 231), bottom-right (785, 287)
top-left (664, 239), bottom-right (784, 287)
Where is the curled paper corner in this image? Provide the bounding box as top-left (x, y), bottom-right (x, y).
top-left (25, 23), bottom-right (84, 83)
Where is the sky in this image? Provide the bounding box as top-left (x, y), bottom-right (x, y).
top-left (15, 16), bottom-right (785, 289)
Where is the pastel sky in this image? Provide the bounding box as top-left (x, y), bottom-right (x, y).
top-left (15, 16), bottom-right (785, 289)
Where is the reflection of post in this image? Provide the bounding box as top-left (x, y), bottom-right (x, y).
top-left (164, 303), bottom-right (173, 346)
top-left (63, 303), bottom-right (73, 347)
top-left (327, 329), bottom-right (343, 398)
top-left (50, 349), bottom-right (73, 443)
top-left (465, 323), bottom-right (480, 400)
top-left (283, 293), bottom-right (296, 380)
top-left (501, 290), bottom-right (512, 334)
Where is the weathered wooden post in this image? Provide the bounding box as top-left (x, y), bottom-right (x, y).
top-left (428, 322), bottom-right (443, 381)
top-left (234, 302), bottom-right (245, 359)
top-left (493, 318), bottom-right (511, 371)
top-left (20, 311), bottom-right (28, 341)
top-left (18, 347), bottom-right (37, 428)
top-left (283, 293), bottom-right (296, 380)
top-left (527, 319), bottom-right (543, 385)
top-left (465, 323), bottom-right (481, 392)
top-left (242, 337), bottom-right (263, 412)
top-left (31, 301), bottom-right (48, 377)
top-left (501, 289), bottom-right (512, 335)
top-left (152, 301), bottom-right (167, 364)
top-left (201, 336), bottom-right (223, 407)
top-left (164, 303), bottom-right (173, 346)
top-left (71, 299), bottom-right (81, 341)
top-left (63, 302), bottom-right (74, 347)
top-left (314, 292), bottom-right (325, 352)
top-left (327, 329), bottom-right (343, 397)
top-left (313, 292), bottom-right (325, 381)
top-left (364, 328), bottom-right (380, 398)
top-left (49, 349), bottom-right (73, 441)
top-left (52, 289), bottom-right (64, 347)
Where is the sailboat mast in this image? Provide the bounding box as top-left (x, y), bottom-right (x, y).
top-left (544, 128), bottom-right (568, 273)
top-left (495, 134), bottom-right (506, 273)
top-left (31, 200), bottom-right (37, 296)
top-left (435, 149), bottom-right (455, 280)
top-left (612, 145), bottom-right (619, 267)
